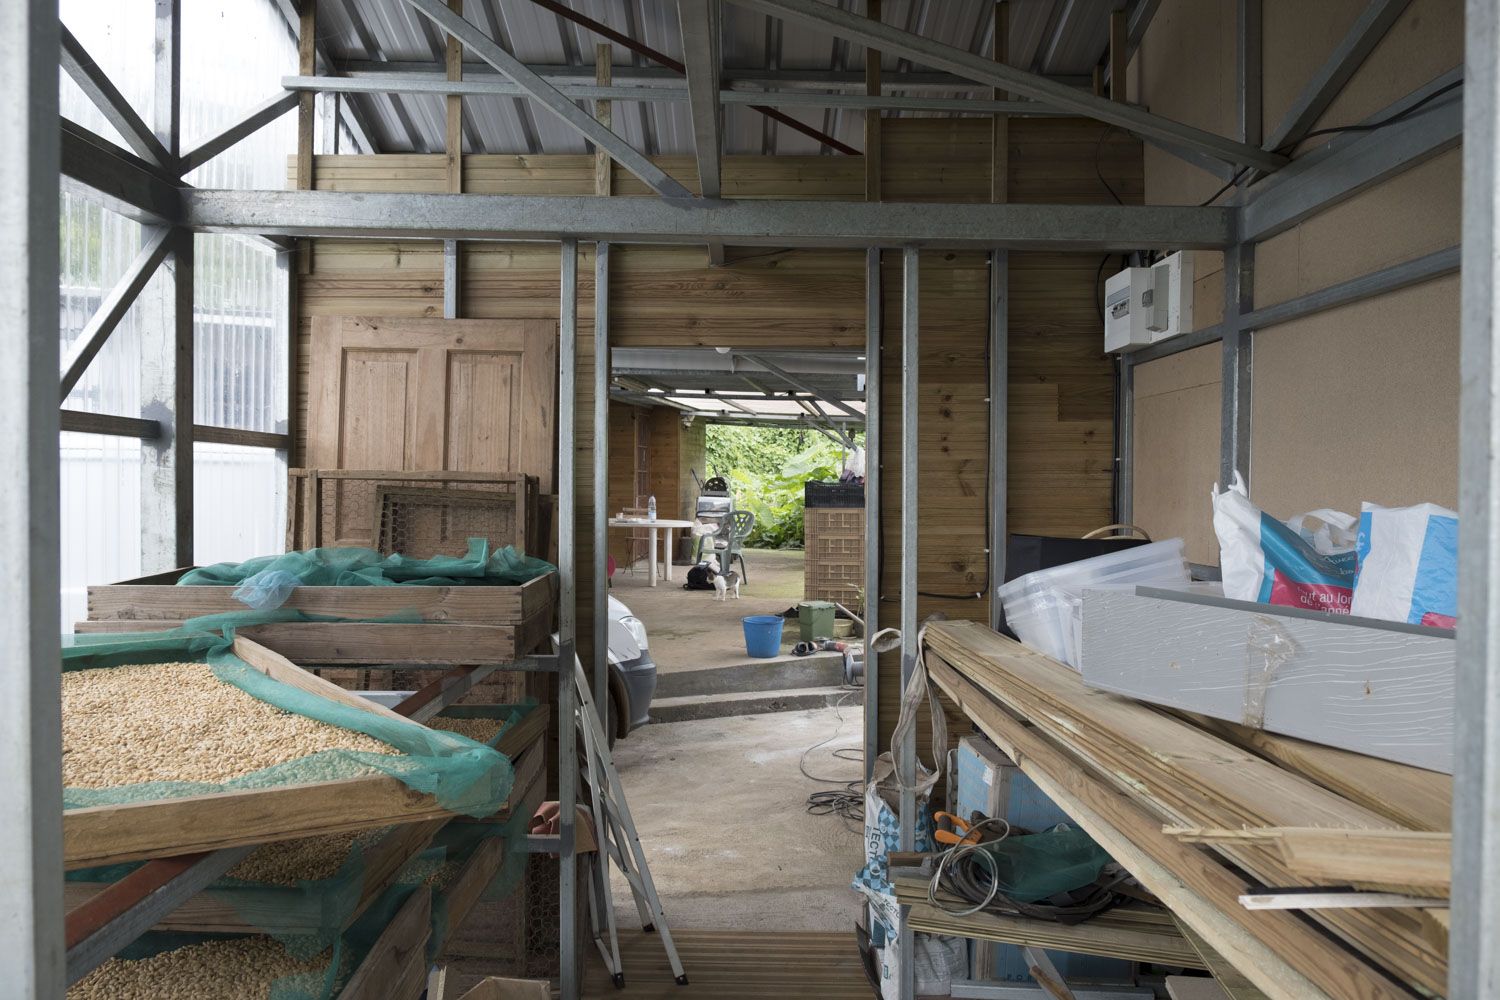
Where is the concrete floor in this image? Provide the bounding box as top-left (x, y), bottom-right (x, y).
top-left (611, 547), bottom-right (810, 674)
top-left (608, 704), bottom-right (866, 932)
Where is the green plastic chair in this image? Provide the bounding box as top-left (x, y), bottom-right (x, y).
top-left (709, 510), bottom-right (756, 582)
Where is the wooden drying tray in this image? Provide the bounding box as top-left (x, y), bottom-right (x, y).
top-left (63, 637), bottom-right (526, 871)
top-left (344, 883), bottom-right (432, 1000)
top-left (922, 621), bottom-right (1444, 1000)
top-left (75, 567), bottom-right (557, 665)
top-left (64, 819), bottom-right (444, 936)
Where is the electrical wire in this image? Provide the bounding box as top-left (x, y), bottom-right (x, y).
top-left (1196, 78), bottom-right (1464, 207)
top-left (799, 689), bottom-right (866, 831)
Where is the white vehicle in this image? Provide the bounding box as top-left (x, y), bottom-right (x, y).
top-left (604, 595), bottom-right (656, 744)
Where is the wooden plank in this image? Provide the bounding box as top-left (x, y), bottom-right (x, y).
top-left (295, 0), bottom-right (315, 191)
top-left (575, 930), bottom-right (872, 999)
top-left (64, 852), bottom-right (207, 948)
top-left (65, 773), bottom-right (469, 871)
top-left (1183, 713), bottom-right (1452, 833)
top-left (1166, 826), bottom-right (1451, 894)
top-left (446, 0), bottom-right (463, 196)
top-left (232, 634), bottom-right (413, 724)
top-left (1169, 918), bottom-right (1273, 1000)
top-left (337, 886), bottom-right (432, 1000)
top-left (69, 620), bottom-right (546, 666)
top-left (924, 653), bottom-right (1391, 1000)
top-left (595, 43), bottom-right (612, 197)
top-left (901, 896), bottom-right (1204, 967)
top-left (85, 577), bottom-right (548, 624)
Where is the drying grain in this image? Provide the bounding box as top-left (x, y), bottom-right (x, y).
top-left (68, 937), bottom-right (328, 1000)
top-left (63, 661), bottom-right (398, 789)
top-left (227, 827), bottom-right (388, 885)
top-left (430, 715), bottom-right (504, 744)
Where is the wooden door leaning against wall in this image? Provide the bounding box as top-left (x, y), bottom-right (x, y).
top-left (308, 315), bottom-right (558, 489)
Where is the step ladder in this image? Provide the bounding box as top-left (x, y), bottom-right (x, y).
top-left (571, 658), bottom-right (688, 988)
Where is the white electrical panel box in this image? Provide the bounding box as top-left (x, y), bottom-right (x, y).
top-left (1104, 266), bottom-right (1156, 352)
top-left (1103, 252), bottom-right (1195, 353)
top-left (1151, 251), bottom-right (1194, 343)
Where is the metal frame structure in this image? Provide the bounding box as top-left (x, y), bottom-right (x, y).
top-left (10, 0), bottom-right (1495, 998)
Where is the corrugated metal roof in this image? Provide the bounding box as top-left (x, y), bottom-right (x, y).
top-left (316, 0), bottom-right (1125, 155)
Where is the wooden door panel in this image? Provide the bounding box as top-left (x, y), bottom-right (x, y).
top-left (446, 350), bottom-right (521, 472)
top-left (308, 316), bottom-right (558, 492)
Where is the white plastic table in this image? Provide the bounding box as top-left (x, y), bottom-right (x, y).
top-left (608, 517), bottom-right (695, 586)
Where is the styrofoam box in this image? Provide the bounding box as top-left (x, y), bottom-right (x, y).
top-left (1079, 585), bottom-right (1455, 773)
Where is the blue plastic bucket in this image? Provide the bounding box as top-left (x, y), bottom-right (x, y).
top-left (742, 615), bottom-right (784, 658)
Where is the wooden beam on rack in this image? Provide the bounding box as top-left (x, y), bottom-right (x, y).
top-left (1165, 827), bottom-right (1451, 894)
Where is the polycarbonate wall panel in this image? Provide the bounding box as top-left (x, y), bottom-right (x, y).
top-left (194, 234), bottom-right (288, 434)
top-left (59, 433), bottom-right (143, 631)
top-left (194, 444), bottom-right (288, 566)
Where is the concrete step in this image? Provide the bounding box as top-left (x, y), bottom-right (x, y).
top-left (653, 650), bottom-right (848, 698)
top-left (648, 685), bottom-right (855, 724)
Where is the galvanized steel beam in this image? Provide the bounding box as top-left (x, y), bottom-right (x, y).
top-left (987, 250), bottom-right (1008, 631)
top-left (402, 0), bottom-right (692, 200)
top-left (59, 23), bottom-right (173, 168)
top-left (593, 242), bottom-right (611, 704)
top-left (556, 238), bottom-right (581, 1000)
top-left (863, 248), bottom-right (881, 786)
top-left (60, 119), bottom-right (182, 223)
top-left (898, 245), bottom-right (919, 1000)
top-left (182, 190), bottom-right (1233, 250)
top-left (677, 1), bottom-right (725, 264)
top-left (177, 91), bottom-right (300, 175)
top-left (1453, 1), bottom-right (1500, 995)
top-left (722, 0), bottom-right (1287, 172)
top-left (0, 2), bottom-right (64, 994)
top-left (1240, 69), bottom-right (1462, 242)
top-left (59, 227), bottom-right (172, 399)
top-left (1262, 0), bottom-right (1414, 155)
top-left (282, 73), bottom-right (1072, 117)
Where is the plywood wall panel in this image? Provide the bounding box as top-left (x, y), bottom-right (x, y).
top-left (1250, 275), bottom-right (1459, 520)
top-left (1132, 344), bottom-right (1223, 564)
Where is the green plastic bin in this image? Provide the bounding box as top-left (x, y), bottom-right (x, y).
top-left (797, 600), bottom-right (836, 643)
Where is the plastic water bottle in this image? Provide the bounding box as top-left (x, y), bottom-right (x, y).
top-left (647, 495), bottom-right (657, 522)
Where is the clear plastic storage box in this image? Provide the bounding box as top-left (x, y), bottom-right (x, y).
top-left (997, 538), bottom-right (1190, 667)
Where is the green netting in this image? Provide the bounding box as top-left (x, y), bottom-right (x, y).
top-left (383, 813), bottom-right (533, 962)
top-left (971, 827), bottom-right (1114, 904)
top-left (178, 538), bottom-right (555, 588)
top-left (62, 630), bottom-right (513, 819)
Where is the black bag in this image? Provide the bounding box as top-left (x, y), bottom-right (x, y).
top-left (683, 563), bottom-right (717, 591)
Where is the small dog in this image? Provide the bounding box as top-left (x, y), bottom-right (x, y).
top-left (707, 555), bottom-right (740, 601)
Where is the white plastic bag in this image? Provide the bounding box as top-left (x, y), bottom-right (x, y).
top-left (1352, 502), bottom-right (1459, 627)
top-left (1211, 473), bottom-right (1358, 614)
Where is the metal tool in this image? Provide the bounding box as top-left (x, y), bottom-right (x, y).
top-left (933, 811), bottom-right (984, 847)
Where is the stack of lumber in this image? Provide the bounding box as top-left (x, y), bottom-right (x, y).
top-left (922, 620), bottom-right (1453, 1000)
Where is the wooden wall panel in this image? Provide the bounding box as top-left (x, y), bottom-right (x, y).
top-left (293, 118), bottom-right (1140, 757)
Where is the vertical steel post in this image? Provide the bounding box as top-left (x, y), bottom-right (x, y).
top-left (863, 247), bottom-right (881, 784)
top-left (443, 241), bottom-right (460, 319)
top-left (1117, 358), bottom-right (1135, 524)
top-left (142, 0), bottom-right (192, 570)
top-left (1221, 0), bottom-right (1259, 489)
top-left (593, 243), bottom-right (611, 702)
top-left (987, 250), bottom-right (1008, 629)
top-left (556, 239), bottom-right (580, 1000)
top-left (897, 246), bottom-right (920, 1000)
top-left (0, 1), bottom-right (63, 994)
top-left (1453, 1), bottom-right (1500, 994)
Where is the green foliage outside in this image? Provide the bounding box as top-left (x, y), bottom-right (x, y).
top-left (703, 425), bottom-right (859, 549)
